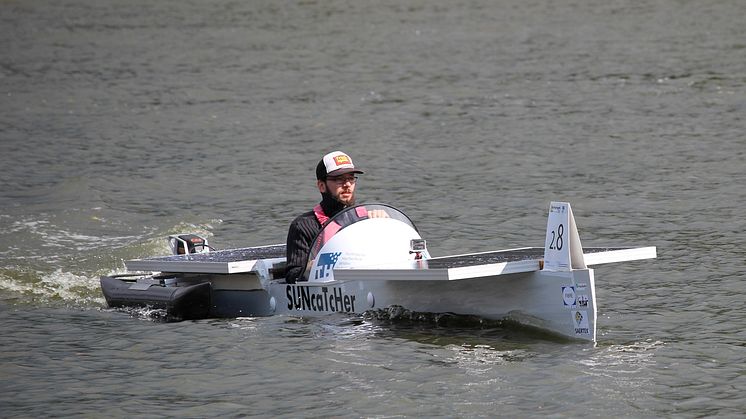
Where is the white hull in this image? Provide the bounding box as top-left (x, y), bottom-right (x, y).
top-left (271, 268), bottom-right (597, 341)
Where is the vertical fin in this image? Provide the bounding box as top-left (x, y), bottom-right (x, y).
top-left (543, 202), bottom-right (586, 271)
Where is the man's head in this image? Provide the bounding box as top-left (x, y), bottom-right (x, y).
top-left (316, 151), bottom-right (364, 206)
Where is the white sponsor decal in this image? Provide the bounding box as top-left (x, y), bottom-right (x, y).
top-left (573, 310), bottom-right (590, 335)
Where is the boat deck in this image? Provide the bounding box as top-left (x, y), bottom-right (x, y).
top-left (125, 244), bottom-right (656, 275)
top-left (125, 244), bottom-right (287, 274)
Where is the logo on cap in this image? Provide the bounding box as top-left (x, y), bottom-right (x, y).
top-left (333, 155), bottom-right (352, 167)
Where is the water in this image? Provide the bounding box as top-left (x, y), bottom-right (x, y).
top-left (2, 0), bottom-right (745, 416)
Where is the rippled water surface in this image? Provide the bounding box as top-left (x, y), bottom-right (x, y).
top-left (2, 0), bottom-right (745, 417)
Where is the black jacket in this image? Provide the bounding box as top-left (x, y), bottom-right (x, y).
top-left (285, 193), bottom-right (346, 283)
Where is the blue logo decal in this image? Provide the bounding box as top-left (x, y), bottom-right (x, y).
top-left (314, 252), bottom-right (342, 280)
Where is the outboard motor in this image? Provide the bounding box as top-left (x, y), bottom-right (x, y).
top-left (168, 234), bottom-right (211, 255)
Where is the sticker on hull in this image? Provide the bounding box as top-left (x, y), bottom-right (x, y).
top-left (313, 252), bottom-right (341, 280)
top-left (573, 310), bottom-right (590, 335)
top-left (562, 286), bottom-right (576, 306)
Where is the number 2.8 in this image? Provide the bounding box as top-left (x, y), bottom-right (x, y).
top-left (549, 223), bottom-right (564, 250)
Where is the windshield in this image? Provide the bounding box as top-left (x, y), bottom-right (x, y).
top-left (303, 204), bottom-right (419, 278)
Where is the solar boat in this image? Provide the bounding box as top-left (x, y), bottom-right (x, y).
top-left (100, 202), bottom-right (656, 342)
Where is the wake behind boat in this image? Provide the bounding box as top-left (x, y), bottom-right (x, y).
top-left (100, 202), bottom-right (656, 342)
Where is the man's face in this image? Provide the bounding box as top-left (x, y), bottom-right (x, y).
top-left (318, 174), bottom-right (358, 206)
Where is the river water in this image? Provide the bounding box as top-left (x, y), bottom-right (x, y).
top-left (2, 0), bottom-right (745, 416)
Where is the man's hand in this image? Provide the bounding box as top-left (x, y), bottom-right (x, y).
top-left (367, 209), bottom-right (390, 219)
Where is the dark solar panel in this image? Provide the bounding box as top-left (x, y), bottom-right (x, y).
top-left (583, 247), bottom-right (627, 254)
top-left (131, 244), bottom-right (631, 273)
top-left (422, 247), bottom-right (628, 270)
top-left (424, 248), bottom-right (544, 269)
top-left (142, 244), bottom-right (287, 263)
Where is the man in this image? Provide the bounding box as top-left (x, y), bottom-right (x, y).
top-left (285, 151), bottom-right (364, 283)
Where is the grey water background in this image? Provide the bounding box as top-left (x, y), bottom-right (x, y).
top-left (1, 0), bottom-right (744, 416)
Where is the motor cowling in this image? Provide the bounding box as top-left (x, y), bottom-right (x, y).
top-left (168, 234), bottom-right (210, 255)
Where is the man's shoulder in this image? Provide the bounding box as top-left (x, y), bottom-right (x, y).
top-left (287, 209), bottom-right (321, 243)
top-left (289, 209), bottom-right (318, 227)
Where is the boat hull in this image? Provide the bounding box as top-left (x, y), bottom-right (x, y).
top-left (100, 275), bottom-right (276, 319)
top-left (100, 276), bottom-right (212, 320)
top-left (101, 267), bottom-right (597, 341)
top-left (269, 268), bottom-right (597, 341)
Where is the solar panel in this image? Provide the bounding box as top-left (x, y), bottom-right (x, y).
top-left (332, 246), bottom-right (655, 282)
top-left (124, 243), bottom-right (652, 277)
top-left (125, 244), bottom-right (286, 274)
top-left (424, 248), bottom-right (545, 269)
top-left (148, 244), bottom-right (286, 263)
top-left (424, 247), bottom-right (643, 269)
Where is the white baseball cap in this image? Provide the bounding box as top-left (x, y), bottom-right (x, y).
top-left (316, 151), bottom-right (364, 179)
